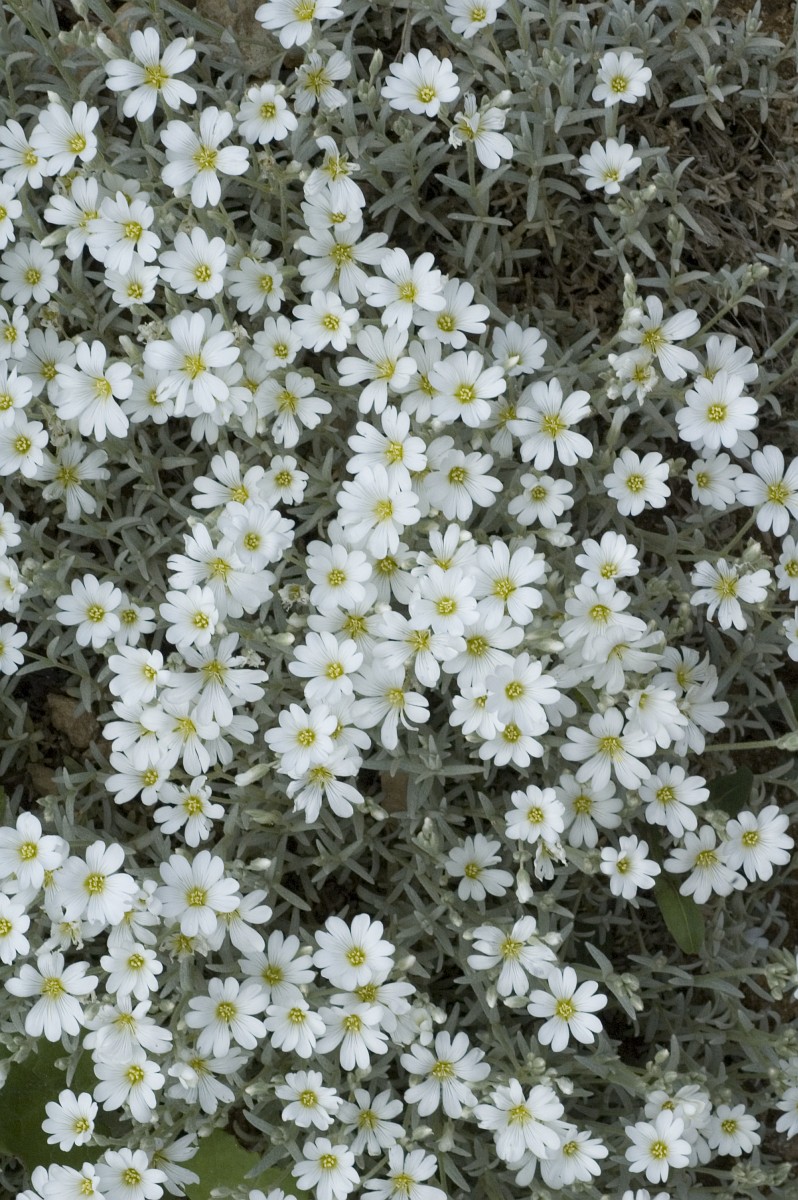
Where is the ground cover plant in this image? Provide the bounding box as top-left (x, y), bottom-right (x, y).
top-left (0, 0), bottom-right (798, 1198)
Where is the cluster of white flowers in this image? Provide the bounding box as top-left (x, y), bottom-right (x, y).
top-left (0, 2), bottom-right (797, 1199)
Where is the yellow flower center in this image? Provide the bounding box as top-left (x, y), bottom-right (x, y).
top-left (216, 1001), bottom-right (236, 1023)
top-left (707, 403), bottom-right (726, 423)
top-left (124, 221), bottom-right (143, 242)
top-left (431, 1059), bottom-right (455, 1079)
top-left (14, 435), bottom-right (31, 456)
top-left (417, 85), bottom-right (436, 104)
top-left (322, 313), bottom-right (340, 331)
top-left (42, 976), bottom-right (65, 998)
top-left (530, 484), bottom-right (547, 501)
top-left (144, 64), bottom-right (168, 90)
top-left (610, 74), bottom-right (629, 93)
top-left (437, 313), bottom-right (456, 333)
top-left (695, 849), bottom-right (718, 868)
top-left (650, 1140), bottom-right (669, 1160)
top-left (767, 481), bottom-right (790, 505)
top-left (194, 145), bottom-right (218, 171)
top-left (466, 635), bottom-right (488, 657)
top-left (194, 263), bottom-right (213, 283)
top-left (260, 101), bottom-right (277, 119)
top-left (186, 886), bottom-right (208, 907)
top-left (541, 413), bottom-right (567, 437)
top-left (463, 861), bottom-right (481, 879)
top-left (625, 473), bottom-right (645, 493)
top-left (0, 917), bottom-right (11, 937)
top-left (68, 133), bottom-right (87, 154)
top-left (598, 735), bottom-right (623, 759)
top-left (184, 354), bottom-right (206, 379)
top-left (741, 830), bottom-right (759, 847)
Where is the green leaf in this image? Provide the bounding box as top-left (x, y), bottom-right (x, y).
top-left (185, 1129), bottom-right (301, 1200)
top-left (654, 877), bottom-right (705, 955)
top-left (0, 1044), bottom-right (98, 1171)
top-left (707, 766), bottom-right (754, 816)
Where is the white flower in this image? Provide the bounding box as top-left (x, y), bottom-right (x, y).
top-left (0, 891), bottom-right (29, 962)
top-left (422, 438), bottom-right (502, 521)
top-left (0, 811), bottom-right (66, 889)
top-left (241, 929), bottom-right (316, 1007)
top-left (639, 764), bottom-right (708, 838)
top-left (160, 584), bottom-right (219, 650)
top-left (58, 840), bottom-right (137, 926)
top-left (416, 277), bottom-right (490, 349)
top-left (100, 942), bottom-right (162, 999)
top-left (736, 445), bottom-right (798, 536)
top-left (31, 101), bottom-right (99, 174)
top-left (289, 631), bottom-right (363, 704)
top-left (56, 573), bottom-right (122, 649)
top-left (449, 95), bottom-right (513, 168)
top-left (444, 833), bottom-right (513, 901)
top-left (96, 1149), bottom-right (166, 1200)
top-left (467, 917), bottom-right (557, 996)
top-left (161, 108), bottom-right (248, 207)
top-left (292, 1138), bottom-right (359, 1200)
top-left (160, 227), bottom-right (228, 298)
top-left (5, 951), bottom-right (98, 1041)
top-left (676, 371), bottom-right (758, 451)
top-left (317, 1002), bottom-right (388, 1070)
top-left (337, 1089), bottom-right (404, 1156)
top-left (258, 371), bottom-right (331, 448)
top-left (237, 82), bottom-right (297, 146)
top-left (508, 472), bottom-right (574, 528)
top-left (664, 825), bottom-right (745, 903)
top-left (313, 914), bottom-right (394, 989)
top-left (706, 1104), bottom-right (760, 1156)
top-left (277, 1070), bottom-right (343, 1130)
top-left (430, 349), bottom-right (506, 426)
top-left (622, 296), bottom-right (699, 380)
top-left (475, 1079), bottom-right (565, 1163)
top-left (106, 28), bottom-right (197, 119)
top-left (579, 137), bottom-right (641, 193)
top-left (337, 466), bottom-right (420, 558)
top-left (690, 558), bottom-right (770, 631)
top-left (256, 0), bottom-right (343, 48)
top-left (0, 239), bottom-right (59, 305)
top-left (185, 977), bottom-right (267, 1055)
top-left (363, 1148), bottom-right (446, 1200)
top-left (687, 452), bottom-right (742, 509)
top-left (382, 49), bottom-right (460, 117)
top-left (540, 1126), bottom-right (608, 1188)
top-left (42, 1089), bottom-right (97, 1151)
top-left (93, 1050), bottom-right (165, 1122)
top-left (558, 774), bottom-right (622, 848)
top-left (776, 535), bottom-right (798, 599)
top-left (0, 619), bottom-right (26, 675)
top-left (600, 835), bottom-right (661, 900)
top-left (144, 308), bottom-right (239, 415)
top-left (561, 707), bottom-right (654, 789)
top-left (297, 225), bottom-right (388, 304)
top-left (505, 785), bottom-right (565, 844)
top-left (516, 378), bottom-right (592, 469)
top-left (293, 289), bottom-right (358, 352)
top-left (592, 50), bottom-right (652, 106)
top-left (52, 339), bottom-right (132, 441)
top-left (491, 320), bottom-right (546, 376)
top-left (625, 1111), bottom-right (691, 1183)
top-left (401, 1031), bottom-right (489, 1117)
top-left (0, 118), bottom-right (47, 189)
top-left (266, 702), bottom-right (337, 776)
top-left (527, 966), bottom-right (607, 1051)
top-left (364, 248), bottom-right (445, 329)
top-left (293, 49), bottom-right (349, 112)
top-left (604, 448), bottom-right (670, 516)
top-left (445, 0), bottom-right (506, 38)
top-left (157, 850), bottom-right (240, 937)
top-left (724, 805), bottom-right (794, 882)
